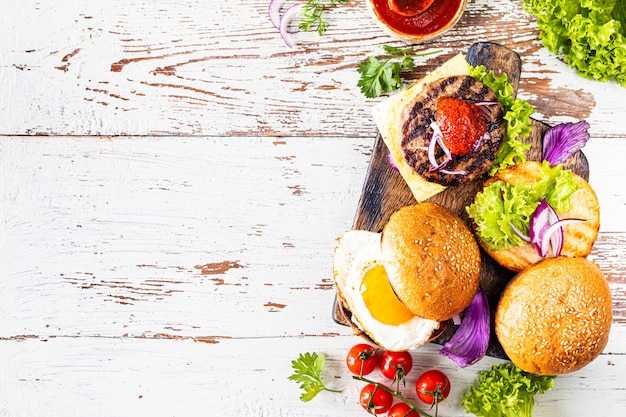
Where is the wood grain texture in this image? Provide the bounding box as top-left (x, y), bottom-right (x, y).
top-left (3, 331), bottom-right (626, 416)
top-left (1, 0), bottom-right (624, 137)
top-left (1, 135), bottom-right (625, 415)
top-left (2, 0), bottom-right (626, 415)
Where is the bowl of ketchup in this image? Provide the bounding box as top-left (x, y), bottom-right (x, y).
top-left (367, 0), bottom-right (468, 42)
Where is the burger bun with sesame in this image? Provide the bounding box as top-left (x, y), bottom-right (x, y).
top-left (496, 256), bottom-right (612, 375)
top-left (332, 202), bottom-right (482, 351)
top-left (381, 202), bottom-right (482, 322)
top-left (469, 161), bottom-right (600, 272)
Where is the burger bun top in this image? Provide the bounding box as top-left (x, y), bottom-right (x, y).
top-left (479, 161), bottom-right (600, 272)
top-left (381, 202), bottom-right (481, 322)
top-left (496, 256), bottom-right (612, 375)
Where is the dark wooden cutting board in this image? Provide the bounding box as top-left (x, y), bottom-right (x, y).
top-left (332, 42), bottom-right (589, 359)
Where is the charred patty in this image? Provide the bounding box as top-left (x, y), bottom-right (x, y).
top-left (399, 75), bottom-right (506, 186)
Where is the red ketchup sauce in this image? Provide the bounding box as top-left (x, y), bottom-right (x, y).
top-left (436, 97), bottom-right (487, 155)
top-left (371, 0), bottom-right (464, 37)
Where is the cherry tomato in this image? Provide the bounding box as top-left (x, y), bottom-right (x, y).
top-left (415, 370), bottom-right (451, 405)
top-left (380, 350), bottom-right (413, 381)
top-left (387, 402), bottom-right (420, 417)
top-left (346, 343), bottom-right (379, 376)
top-left (359, 383), bottom-right (393, 414)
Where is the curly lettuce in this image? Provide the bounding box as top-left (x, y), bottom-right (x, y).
top-left (466, 161), bottom-right (581, 251)
top-left (461, 363), bottom-right (555, 417)
top-left (469, 65), bottom-right (534, 175)
top-left (523, 0), bottom-right (626, 87)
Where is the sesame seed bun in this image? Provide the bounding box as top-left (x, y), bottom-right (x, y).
top-left (381, 202), bottom-right (481, 321)
top-left (479, 161), bottom-right (600, 272)
top-left (495, 256), bottom-right (612, 375)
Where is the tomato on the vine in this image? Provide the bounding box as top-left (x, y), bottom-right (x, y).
top-left (346, 343), bottom-right (379, 376)
top-left (359, 383), bottom-right (393, 414)
top-left (380, 350), bottom-right (413, 382)
top-left (415, 370), bottom-right (450, 405)
top-left (387, 402), bottom-right (420, 417)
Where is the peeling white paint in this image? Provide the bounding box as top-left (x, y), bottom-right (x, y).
top-left (2, 1), bottom-right (626, 416)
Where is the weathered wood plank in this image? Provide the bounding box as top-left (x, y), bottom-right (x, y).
top-left (2, 1), bottom-right (626, 415)
top-left (1, 136), bottom-right (625, 340)
top-left (1, 1), bottom-right (624, 137)
top-left (2, 333), bottom-right (626, 416)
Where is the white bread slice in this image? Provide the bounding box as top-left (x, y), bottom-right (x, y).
top-left (370, 54), bottom-right (471, 202)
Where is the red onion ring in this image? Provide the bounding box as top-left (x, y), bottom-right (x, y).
top-left (269, 0), bottom-right (287, 28)
top-left (530, 199), bottom-right (559, 257)
top-left (529, 199), bottom-right (586, 257)
top-left (471, 130), bottom-right (491, 152)
top-left (440, 168), bottom-right (468, 175)
top-left (428, 121), bottom-right (452, 172)
top-left (427, 129), bottom-right (439, 169)
top-left (387, 150), bottom-right (399, 171)
top-left (279, 3), bottom-right (305, 48)
top-left (473, 101), bottom-right (499, 106)
top-left (541, 218), bottom-right (586, 257)
top-left (269, 0), bottom-right (299, 34)
top-left (508, 221), bottom-right (531, 243)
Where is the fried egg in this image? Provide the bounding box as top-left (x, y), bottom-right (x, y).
top-left (333, 230), bottom-right (440, 351)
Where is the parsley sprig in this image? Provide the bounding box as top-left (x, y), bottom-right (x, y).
top-left (357, 45), bottom-right (442, 98)
top-left (299, 0), bottom-right (348, 35)
top-left (288, 352), bottom-right (341, 402)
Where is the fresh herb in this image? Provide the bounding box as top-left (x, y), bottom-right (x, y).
top-left (288, 352), bottom-right (341, 402)
top-left (523, 0), bottom-right (626, 87)
top-left (461, 363), bottom-right (555, 417)
top-left (467, 161), bottom-right (581, 251)
top-left (357, 45), bottom-right (442, 98)
top-left (469, 65), bottom-right (534, 175)
top-left (299, 0), bottom-right (348, 35)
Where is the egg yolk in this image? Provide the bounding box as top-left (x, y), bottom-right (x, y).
top-left (360, 265), bottom-right (414, 325)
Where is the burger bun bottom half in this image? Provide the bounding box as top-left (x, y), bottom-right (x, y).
top-left (479, 161), bottom-right (600, 272)
top-left (496, 256), bottom-right (612, 375)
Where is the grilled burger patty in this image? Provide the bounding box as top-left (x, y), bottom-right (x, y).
top-left (399, 75), bottom-right (506, 186)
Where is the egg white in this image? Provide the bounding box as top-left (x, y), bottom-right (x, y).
top-left (333, 230), bottom-right (440, 351)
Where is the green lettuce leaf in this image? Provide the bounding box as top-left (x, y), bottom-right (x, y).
top-left (461, 363), bottom-right (555, 417)
top-left (614, 0), bottom-right (626, 32)
top-left (468, 65), bottom-right (534, 175)
top-left (467, 161), bottom-right (581, 251)
top-left (523, 0), bottom-right (626, 87)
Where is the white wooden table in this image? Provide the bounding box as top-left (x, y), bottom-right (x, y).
top-left (1, 1), bottom-right (625, 416)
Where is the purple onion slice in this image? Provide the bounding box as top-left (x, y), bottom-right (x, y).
top-left (440, 288), bottom-right (490, 367)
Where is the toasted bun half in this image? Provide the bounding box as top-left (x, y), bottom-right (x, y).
top-left (480, 161), bottom-right (600, 272)
top-left (496, 256), bottom-right (612, 375)
top-left (371, 53), bottom-right (471, 202)
top-left (381, 202), bottom-right (481, 321)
